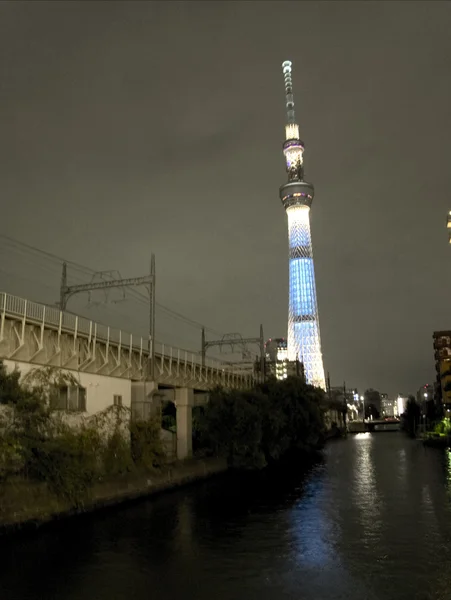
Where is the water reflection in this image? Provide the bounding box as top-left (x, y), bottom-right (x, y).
top-left (2, 435), bottom-right (451, 600)
top-left (290, 469), bottom-right (336, 567)
top-left (353, 433), bottom-right (382, 545)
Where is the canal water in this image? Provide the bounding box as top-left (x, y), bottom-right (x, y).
top-left (1, 433), bottom-right (451, 600)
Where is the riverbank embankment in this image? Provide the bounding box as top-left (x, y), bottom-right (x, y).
top-left (0, 456), bottom-right (227, 535)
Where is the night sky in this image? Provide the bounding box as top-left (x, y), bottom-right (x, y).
top-left (1, 1), bottom-right (451, 396)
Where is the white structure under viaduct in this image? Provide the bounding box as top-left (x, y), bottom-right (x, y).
top-left (0, 293), bottom-right (256, 460)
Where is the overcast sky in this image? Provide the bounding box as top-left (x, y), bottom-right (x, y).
top-left (1, 1), bottom-right (451, 395)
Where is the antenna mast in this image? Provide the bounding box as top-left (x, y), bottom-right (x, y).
top-left (282, 60), bottom-right (296, 124)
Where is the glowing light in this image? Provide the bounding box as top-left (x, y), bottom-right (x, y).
top-left (397, 396), bottom-right (407, 416)
top-left (276, 347), bottom-right (288, 361)
top-left (280, 61), bottom-right (325, 390)
top-left (285, 124), bottom-right (300, 140)
top-left (282, 60), bottom-right (292, 72)
top-left (286, 205), bottom-right (325, 389)
top-left (284, 146), bottom-right (303, 169)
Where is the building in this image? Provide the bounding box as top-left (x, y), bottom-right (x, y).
top-left (265, 338), bottom-right (288, 363)
top-left (380, 394), bottom-right (395, 418)
top-left (278, 60), bottom-right (325, 389)
top-left (363, 388), bottom-right (382, 418)
top-left (329, 386), bottom-right (359, 420)
top-left (395, 395), bottom-right (409, 417)
top-left (265, 338), bottom-right (288, 380)
top-left (433, 331), bottom-right (451, 410)
top-left (264, 338), bottom-right (305, 381)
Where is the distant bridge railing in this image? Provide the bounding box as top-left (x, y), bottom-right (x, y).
top-left (0, 292), bottom-right (257, 381)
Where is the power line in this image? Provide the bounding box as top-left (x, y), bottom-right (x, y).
top-left (0, 232), bottom-right (225, 337)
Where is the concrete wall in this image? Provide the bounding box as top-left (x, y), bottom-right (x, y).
top-left (0, 457), bottom-right (228, 534)
top-left (3, 359), bottom-right (132, 416)
top-left (161, 428), bottom-right (177, 461)
top-left (2, 362), bottom-right (206, 462)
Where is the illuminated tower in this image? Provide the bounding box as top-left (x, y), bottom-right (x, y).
top-left (279, 60), bottom-right (325, 389)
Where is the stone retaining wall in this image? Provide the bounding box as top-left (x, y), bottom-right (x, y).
top-left (0, 456), bottom-right (228, 535)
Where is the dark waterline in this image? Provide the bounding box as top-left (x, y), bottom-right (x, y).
top-left (1, 433), bottom-right (451, 600)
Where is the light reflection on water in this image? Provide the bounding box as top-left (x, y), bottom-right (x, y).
top-left (353, 433), bottom-right (382, 546)
top-left (1, 434), bottom-right (451, 600)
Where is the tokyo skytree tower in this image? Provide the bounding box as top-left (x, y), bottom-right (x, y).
top-left (279, 60), bottom-right (326, 389)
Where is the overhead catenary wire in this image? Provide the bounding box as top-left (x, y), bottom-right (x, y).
top-left (0, 233), bottom-right (225, 338)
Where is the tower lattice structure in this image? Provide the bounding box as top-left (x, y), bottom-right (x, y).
top-left (278, 60), bottom-right (325, 389)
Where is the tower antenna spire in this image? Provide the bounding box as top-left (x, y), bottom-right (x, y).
top-left (282, 60), bottom-right (300, 142)
top-left (282, 60), bottom-right (296, 124)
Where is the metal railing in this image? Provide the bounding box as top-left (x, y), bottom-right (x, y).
top-left (0, 292), bottom-right (254, 379)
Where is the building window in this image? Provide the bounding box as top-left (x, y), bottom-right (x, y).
top-left (113, 395), bottom-right (123, 407)
top-left (50, 385), bottom-right (87, 412)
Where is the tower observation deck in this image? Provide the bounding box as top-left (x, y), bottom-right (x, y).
top-left (279, 60), bottom-right (325, 389)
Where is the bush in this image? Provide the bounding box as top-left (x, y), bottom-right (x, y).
top-left (198, 378), bottom-right (325, 469)
top-left (27, 425), bottom-right (101, 508)
top-left (0, 363), bottom-right (23, 405)
top-left (434, 418), bottom-right (451, 436)
top-left (88, 405), bottom-right (135, 477)
top-left (102, 429), bottom-right (134, 476)
top-left (0, 361), bottom-right (169, 510)
top-left (130, 418), bottom-right (166, 469)
top-left (0, 430), bottom-right (21, 484)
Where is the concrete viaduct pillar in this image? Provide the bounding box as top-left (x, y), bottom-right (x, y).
top-left (175, 387), bottom-right (194, 460)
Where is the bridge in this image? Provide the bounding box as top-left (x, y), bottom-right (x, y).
top-left (0, 292), bottom-right (259, 460)
top-left (348, 420), bottom-right (401, 433)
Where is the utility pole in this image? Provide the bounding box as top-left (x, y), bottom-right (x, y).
top-left (202, 325), bottom-right (266, 379)
top-left (149, 254), bottom-right (156, 380)
top-left (59, 261), bottom-right (67, 313)
top-left (343, 381), bottom-right (348, 430)
top-left (59, 256), bottom-right (156, 380)
top-left (326, 371), bottom-right (332, 401)
top-left (201, 327), bottom-right (206, 367)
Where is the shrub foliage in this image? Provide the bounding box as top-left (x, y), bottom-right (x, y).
top-left (0, 361), bottom-right (166, 509)
top-left (196, 376), bottom-right (326, 469)
top-left (0, 360), bottom-right (327, 507)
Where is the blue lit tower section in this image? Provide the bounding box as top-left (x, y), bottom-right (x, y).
top-left (279, 60), bottom-right (325, 389)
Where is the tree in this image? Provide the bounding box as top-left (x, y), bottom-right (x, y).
top-left (197, 387), bottom-right (267, 469)
top-left (0, 361), bottom-right (165, 508)
top-left (198, 378), bottom-right (325, 469)
top-left (364, 389), bottom-right (381, 419)
top-left (0, 362), bottom-right (23, 405)
top-left (403, 396), bottom-right (421, 438)
top-left (425, 399), bottom-right (438, 423)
